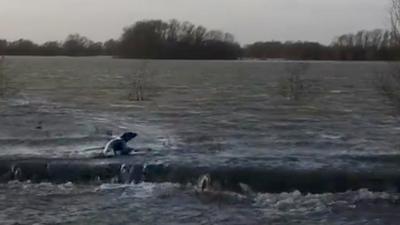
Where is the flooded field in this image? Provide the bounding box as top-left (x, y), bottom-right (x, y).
top-left (0, 56), bottom-right (400, 224)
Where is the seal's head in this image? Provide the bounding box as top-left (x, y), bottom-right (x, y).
top-left (120, 132), bottom-right (138, 142)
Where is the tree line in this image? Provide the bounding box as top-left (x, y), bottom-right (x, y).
top-left (0, 34), bottom-right (117, 56)
top-left (1, 19), bottom-right (400, 60)
top-left (243, 41), bottom-right (331, 60)
top-left (0, 19), bottom-right (241, 59)
top-left (244, 29), bottom-right (400, 61)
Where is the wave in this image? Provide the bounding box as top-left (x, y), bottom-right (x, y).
top-left (1, 156), bottom-right (400, 194)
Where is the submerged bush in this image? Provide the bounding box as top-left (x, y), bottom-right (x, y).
top-left (278, 63), bottom-right (310, 101)
top-left (375, 65), bottom-right (400, 109)
top-left (277, 63), bottom-right (323, 102)
top-left (0, 57), bottom-right (8, 97)
top-left (128, 61), bottom-right (153, 101)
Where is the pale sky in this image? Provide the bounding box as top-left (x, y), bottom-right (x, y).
top-left (0, 0), bottom-right (390, 45)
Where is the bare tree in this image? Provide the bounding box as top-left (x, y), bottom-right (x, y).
top-left (391, 0), bottom-right (400, 44)
top-left (374, 0), bottom-right (400, 110)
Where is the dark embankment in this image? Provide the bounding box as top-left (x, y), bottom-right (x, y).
top-left (1, 156), bottom-right (400, 194)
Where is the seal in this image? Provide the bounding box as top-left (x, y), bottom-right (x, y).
top-left (103, 132), bottom-right (138, 156)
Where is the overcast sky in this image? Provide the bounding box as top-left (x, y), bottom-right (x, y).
top-left (0, 0), bottom-right (390, 45)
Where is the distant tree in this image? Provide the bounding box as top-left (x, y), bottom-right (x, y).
top-left (193, 26), bottom-right (207, 44)
top-left (7, 39), bottom-right (38, 55)
top-left (205, 30), bottom-right (224, 41)
top-left (3, 18), bottom-right (400, 60)
top-left (331, 29), bottom-right (400, 60)
top-left (119, 20), bottom-right (167, 58)
top-left (166, 19), bottom-right (180, 42)
top-left (87, 41), bottom-right (104, 56)
top-left (103, 39), bottom-right (118, 55)
top-left (0, 35), bottom-right (106, 56)
top-left (40, 41), bottom-right (63, 56)
top-left (244, 41), bottom-right (329, 60)
top-left (117, 19), bottom-right (241, 59)
top-left (0, 39), bottom-right (7, 55)
top-left (63, 34), bottom-right (91, 56)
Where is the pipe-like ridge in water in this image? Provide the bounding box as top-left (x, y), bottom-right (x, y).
top-left (0, 157), bottom-right (400, 194)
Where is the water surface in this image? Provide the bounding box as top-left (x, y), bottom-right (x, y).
top-left (0, 57), bottom-right (399, 224)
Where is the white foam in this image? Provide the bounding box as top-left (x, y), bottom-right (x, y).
top-left (329, 90), bottom-right (343, 94)
top-left (352, 189), bottom-right (396, 201)
top-left (254, 191), bottom-right (335, 217)
top-left (254, 189), bottom-right (398, 218)
top-left (320, 134), bottom-right (342, 140)
top-left (96, 182), bottom-right (180, 199)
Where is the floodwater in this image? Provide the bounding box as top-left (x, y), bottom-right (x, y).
top-left (0, 56), bottom-right (400, 224)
